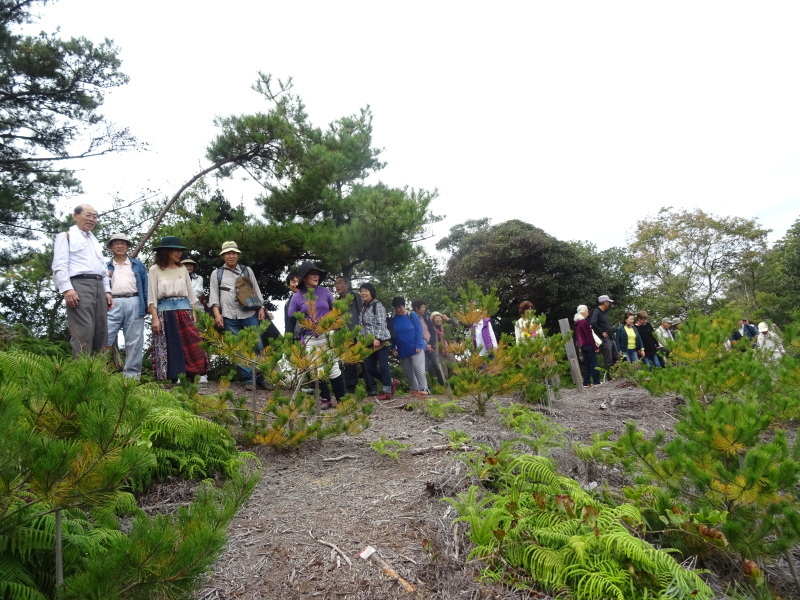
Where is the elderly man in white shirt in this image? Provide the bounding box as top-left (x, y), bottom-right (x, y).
top-left (52, 204), bottom-right (113, 356)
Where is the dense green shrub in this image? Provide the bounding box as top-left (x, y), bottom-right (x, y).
top-left (0, 352), bottom-right (257, 599)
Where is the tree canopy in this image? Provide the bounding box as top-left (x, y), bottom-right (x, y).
top-left (155, 182), bottom-right (303, 308)
top-left (439, 219), bottom-right (632, 333)
top-left (742, 214), bottom-right (800, 324)
top-left (629, 207), bottom-right (769, 317)
top-left (208, 74), bottom-right (440, 282)
top-left (0, 0), bottom-right (135, 244)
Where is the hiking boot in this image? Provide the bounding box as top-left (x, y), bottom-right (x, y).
top-left (374, 392), bottom-right (392, 401)
top-left (320, 398), bottom-right (335, 410)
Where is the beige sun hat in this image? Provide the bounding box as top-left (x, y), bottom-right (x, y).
top-left (107, 232), bottom-right (132, 247)
top-left (219, 241), bottom-right (242, 255)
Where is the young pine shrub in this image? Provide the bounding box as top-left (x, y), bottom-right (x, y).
top-left (196, 294), bottom-right (374, 449)
top-left (0, 352), bottom-right (257, 600)
top-left (616, 312), bottom-right (800, 586)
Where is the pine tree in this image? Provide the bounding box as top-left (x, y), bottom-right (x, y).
top-left (617, 312), bottom-right (800, 570)
top-left (195, 294), bottom-right (373, 448)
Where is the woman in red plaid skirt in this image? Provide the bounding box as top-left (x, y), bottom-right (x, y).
top-left (147, 236), bottom-right (209, 382)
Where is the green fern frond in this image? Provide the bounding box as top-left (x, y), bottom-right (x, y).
top-left (506, 543), bottom-right (564, 586)
top-left (601, 529), bottom-right (660, 571)
top-left (508, 455), bottom-right (561, 486)
top-left (0, 580), bottom-right (46, 600)
top-left (516, 510), bottom-right (571, 532)
top-left (562, 565), bottom-right (626, 600)
top-left (0, 556), bottom-right (45, 600)
top-left (447, 451), bottom-right (714, 600)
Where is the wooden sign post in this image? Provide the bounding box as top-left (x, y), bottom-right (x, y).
top-left (559, 318), bottom-right (584, 393)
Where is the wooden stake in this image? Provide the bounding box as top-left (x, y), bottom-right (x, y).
top-left (559, 318), bottom-right (584, 392)
top-left (360, 546), bottom-right (415, 593)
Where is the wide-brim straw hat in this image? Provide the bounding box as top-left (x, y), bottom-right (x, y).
top-left (153, 236), bottom-right (187, 250)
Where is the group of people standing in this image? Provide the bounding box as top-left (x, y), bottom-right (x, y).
top-left (573, 294), bottom-right (787, 387)
top-left (52, 204), bottom-right (275, 384)
top-left (287, 263), bottom-right (453, 407)
top-left (573, 294), bottom-right (678, 387)
top-left (728, 318), bottom-right (786, 361)
top-left (55, 206), bottom-right (785, 401)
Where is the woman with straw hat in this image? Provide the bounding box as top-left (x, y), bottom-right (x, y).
top-left (286, 261), bottom-right (346, 409)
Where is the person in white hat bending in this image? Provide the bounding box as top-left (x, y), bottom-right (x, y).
top-left (105, 232), bottom-right (148, 378)
top-left (755, 322), bottom-right (786, 362)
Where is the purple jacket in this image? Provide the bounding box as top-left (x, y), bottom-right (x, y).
top-left (287, 286), bottom-right (336, 337)
top-left (574, 318), bottom-right (597, 349)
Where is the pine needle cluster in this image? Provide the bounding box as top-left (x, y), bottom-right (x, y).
top-left (195, 295), bottom-right (373, 449)
top-left (0, 351), bottom-right (257, 599)
top-left (444, 283), bottom-right (566, 414)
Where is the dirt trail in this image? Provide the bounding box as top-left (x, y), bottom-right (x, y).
top-left (132, 378), bottom-right (799, 598)
top-left (180, 381), bottom-right (694, 599)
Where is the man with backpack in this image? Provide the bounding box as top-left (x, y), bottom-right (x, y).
top-left (209, 241), bottom-right (273, 388)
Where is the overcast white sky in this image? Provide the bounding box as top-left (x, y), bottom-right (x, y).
top-left (33, 0), bottom-right (800, 253)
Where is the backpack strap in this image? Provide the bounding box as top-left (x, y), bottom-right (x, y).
top-left (217, 265), bottom-right (249, 283)
top-left (216, 265), bottom-right (231, 292)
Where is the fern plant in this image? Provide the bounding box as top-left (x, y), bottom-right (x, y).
top-left (369, 435), bottom-right (412, 459)
top-left (446, 454), bottom-right (713, 600)
top-left (408, 396), bottom-right (464, 419)
top-left (496, 403), bottom-right (568, 456)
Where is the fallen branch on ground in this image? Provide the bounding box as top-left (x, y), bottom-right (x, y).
top-left (322, 454), bottom-right (358, 462)
top-left (411, 444), bottom-right (474, 455)
top-left (311, 532), bottom-right (353, 566)
top-left (359, 545), bottom-right (415, 593)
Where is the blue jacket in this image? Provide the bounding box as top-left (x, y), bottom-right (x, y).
top-left (392, 311), bottom-right (424, 359)
top-left (107, 257), bottom-right (149, 316)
